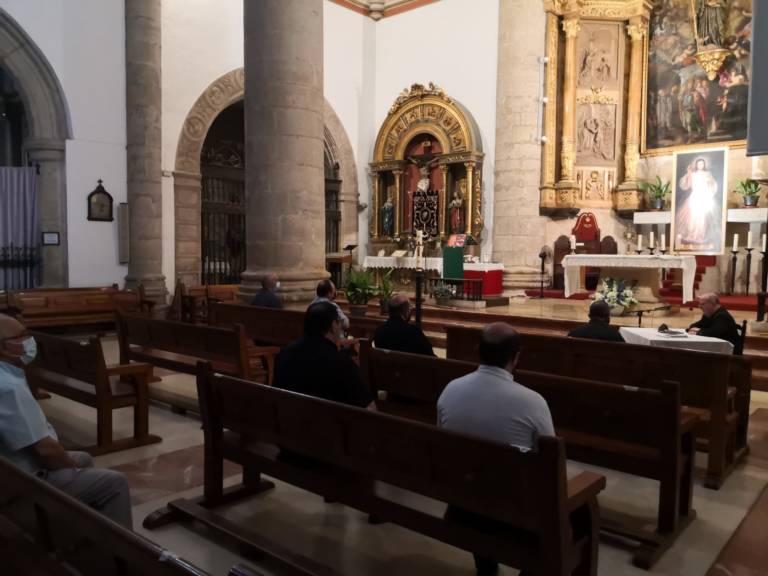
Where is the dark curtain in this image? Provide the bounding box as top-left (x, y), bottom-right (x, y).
top-left (0, 167), bottom-right (40, 290)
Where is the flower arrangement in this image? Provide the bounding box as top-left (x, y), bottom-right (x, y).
top-left (594, 277), bottom-right (639, 309)
top-left (432, 282), bottom-right (457, 301)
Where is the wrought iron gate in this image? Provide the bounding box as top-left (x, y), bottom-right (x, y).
top-left (201, 166), bottom-right (246, 285)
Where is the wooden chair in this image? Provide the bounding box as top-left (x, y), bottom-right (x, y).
top-left (144, 363), bottom-right (606, 576)
top-left (24, 331), bottom-right (161, 456)
top-left (734, 319), bottom-right (748, 356)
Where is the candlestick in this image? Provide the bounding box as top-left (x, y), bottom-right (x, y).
top-left (748, 230), bottom-right (754, 249)
top-left (661, 233), bottom-right (666, 252)
top-left (763, 233), bottom-right (766, 252)
top-left (635, 249), bottom-right (643, 255)
top-left (637, 234), bottom-right (643, 251)
top-left (649, 230), bottom-right (655, 250)
top-left (733, 233), bottom-right (739, 252)
top-left (569, 234), bottom-right (576, 250)
top-left (746, 248), bottom-right (754, 294)
top-left (730, 249), bottom-right (739, 295)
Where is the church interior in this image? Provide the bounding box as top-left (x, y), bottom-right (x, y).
top-left (1, 0), bottom-right (767, 574)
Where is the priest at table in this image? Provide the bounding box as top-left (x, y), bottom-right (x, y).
top-left (688, 293), bottom-right (740, 347)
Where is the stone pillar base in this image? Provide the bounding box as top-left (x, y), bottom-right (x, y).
top-left (615, 182), bottom-right (643, 216)
top-left (241, 268), bottom-right (330, 303)
top-left (125, 273), bottom-right (168, 304)
top-left (503, 266), bottom-right (550, 291)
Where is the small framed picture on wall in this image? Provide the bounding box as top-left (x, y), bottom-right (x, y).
top-left (42, 232), bottom-right (60, 246)
top-left (87, 179), bottom-right (114, 222)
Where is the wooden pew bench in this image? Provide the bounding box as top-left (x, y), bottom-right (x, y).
top-left (116, 313), bottom-right (278, 386)
top-left (446, 324), bottom-right (750, 489)
top-left (360, 343), bottom-right (699, 568)
top-left (0, 455), bottom-right (264, 576)
top-left (25, 331), bottom-right (161, 456)
top-left (144, 363), bottom-right (606, 576)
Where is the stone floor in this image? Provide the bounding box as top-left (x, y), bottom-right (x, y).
top-left (36, 335), bottom-right (768, 576)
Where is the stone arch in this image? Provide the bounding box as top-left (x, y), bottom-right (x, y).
top-left (174, 68), bottom-right (359, 285)
top-left (0, 8), bottom-right (71, 286)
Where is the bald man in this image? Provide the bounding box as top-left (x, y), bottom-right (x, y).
top-left (688, 292), bottom-right (739, 347)
top-left (373, 295), bottom-right (434, 356)
top-left (250, 273), bottom-right (283, 309)
top-left (0, 314), bottom-right (133, 528)
top-left (437, 323), bottom-right (553, 576)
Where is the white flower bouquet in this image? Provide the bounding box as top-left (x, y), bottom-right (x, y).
top-left (593, 277), bottom-right (639, 308)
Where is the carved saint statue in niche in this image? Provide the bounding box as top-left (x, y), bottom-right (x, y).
top-left (449, 180), bottom-right (466, 234)
top-left (577, 105), bottom-right (615, 162)
top-left (584, 171), bottom-right (605, 200)
top-left (381, 188), bottom-right (395, 237)
top-left (695, 0), bottom-right (727, 47)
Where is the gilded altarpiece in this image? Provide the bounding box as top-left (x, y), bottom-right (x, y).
top-left (541, 0), bottom-right (653, 217)
top-left (369, 84), bottom-right (485, 250)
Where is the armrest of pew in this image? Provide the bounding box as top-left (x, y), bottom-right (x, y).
top-left (566, 471), bottom-right (606, 513)
top-left (106, 362), bottom-right (153, 383)
top-left (246, 345), bottom-right (281, 386)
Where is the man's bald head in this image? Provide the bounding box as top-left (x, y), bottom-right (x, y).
top-left (261, 273), bottom-right (279, 292)
top-left (0, 314), bottom-right (25, 342)
top-left (479, 322), bottom-right (521, 370)
top-left (388, 294), bottom-right (410, 319)
top-left (697, 292), bottom-right (720, 317)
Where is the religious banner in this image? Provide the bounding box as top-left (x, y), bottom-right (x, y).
top-left (412, 189), bottom-right (438, 237)
top-left (644, 0), bottom-right (752, 153)
top-left (671, 147), bottom-right (728, 255)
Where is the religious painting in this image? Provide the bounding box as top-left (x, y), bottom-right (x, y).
top-left (671, 147), bottom-right (728, 255)
top-left (577, 103), bottom-right (616, 164)
top-left (87, 180), bottom-right (114, 222)
top-left (412, 189), bottom-right (438, 237)
top-left (644, 0), bottom-right (752, 153)
top-left (577, 23), bottom-right (619, 88)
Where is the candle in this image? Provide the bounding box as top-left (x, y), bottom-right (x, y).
top-left (732, 233), bottom-right (739, 252)
top-left (763, 233), bottom-right (766, 252)
top-left (649, 230), bottom-right (655, 249)
top-left (661, 233), bottom-right (666, 251)
top-left (677, 234), bottom-right (682, 251)
top-left (637, 234), bottom-right (643, 251)
top-left (748, 231), bottom-right (753, 249)
top-left (569, 235), bottom-right (576, 250)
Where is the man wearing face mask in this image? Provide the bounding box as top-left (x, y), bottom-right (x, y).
top-left (373, 294), bottom-right (435, 356)
top-left (273, 302), bottom-right (375, 410)
top-left (0, 314), bottom-right (133, 528)
top-left (250, 272), bottom-right (283, 309)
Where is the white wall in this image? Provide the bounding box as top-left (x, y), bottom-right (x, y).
top-left (0, 0), bottom-right (128, 287)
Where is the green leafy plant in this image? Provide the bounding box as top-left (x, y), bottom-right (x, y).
top-left (376, 269), bottom-right (395, 303)
top-left (345, 267), bottom-right (377, 305)
top-left (736, 179), bottom-right (761, 198)
top-left (639, 176), bottom-right (671, 200)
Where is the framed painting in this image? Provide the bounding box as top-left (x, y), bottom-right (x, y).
top-left (671, 147), bottom-right (728, 255)
top-left (643, 0), bottom-right (753, 154)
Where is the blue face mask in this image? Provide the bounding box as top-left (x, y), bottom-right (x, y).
top-left (20, 337), bottom-right (37, 365)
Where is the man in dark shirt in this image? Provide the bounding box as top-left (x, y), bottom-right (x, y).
top-left (250, 273), bottom-right (283, 309)
top-left (373, 295), bottom-right (435, 356)
top-left (273, 301), bottom-right (375, 409)
top-left (568, 300), bottom-right (625, 343)
top-left (688, 293), bottom-right (740, 347)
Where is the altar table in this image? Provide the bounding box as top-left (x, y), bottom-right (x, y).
top-left (619, 327), bottom-right (733, 355)
top-left (563, 254), bottom-right (697, 304)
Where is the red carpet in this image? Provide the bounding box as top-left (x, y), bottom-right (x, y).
top-left (524, 289), bottom-right (591, 300)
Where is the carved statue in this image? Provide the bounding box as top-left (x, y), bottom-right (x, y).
top-left (408, 156), bottom-right (438, 193)
top-left (381, 188), bottom-right (395, 237)
top-left (695, 0), bottom-right (727, 48)
top-left (584, 171), bottom-right (605, 200)
top-left (449, 183), bottom-right (465, 234)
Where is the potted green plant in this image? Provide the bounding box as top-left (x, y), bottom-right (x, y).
top-left (345, 267), bottom-right (377, 317)
top-left (639, 176), bottom-right (671, 211)
top-left (736, 178), bottom-right (762, 208)
top-left (376, 269), bottom-right (395, 315)
top-left (432, 282), bottom-right (456, 307)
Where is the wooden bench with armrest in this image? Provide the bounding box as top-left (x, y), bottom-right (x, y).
top-left (359, 342), bottom-right (698, 568)
top-left (445, 325), bottom-right (749, 489)
top-left (143, 362), bottom-right (606, 576)
top-left (24, 331), bottom-right (161, 456)
top-left (0, 455), bottom-right (265, 576)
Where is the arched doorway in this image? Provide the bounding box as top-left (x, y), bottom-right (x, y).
top-left (173, 68), bottom-right (358, 287)
top-left (0, 9), bottom-right (71, 287)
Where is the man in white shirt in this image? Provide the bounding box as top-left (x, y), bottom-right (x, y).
top-left (311, 279), bottom-right (350, 332)
top-left (437, 322), bottom-right (554, 576)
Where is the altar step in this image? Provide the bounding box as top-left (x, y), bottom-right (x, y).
top-left (522, 289), bottom-right (591, 300)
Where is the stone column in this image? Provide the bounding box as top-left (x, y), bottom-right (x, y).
top-left (125, 0), bottom-right (167, 300)
top-left (617, 16), bottom-right (648, 210)
top-left (556, 16), bottom-right (580, 204)
top-left (370, 173), bottom-right (380, 239)
top-left (25, 139), bottom-right (67, 287)
top-left (241, 0), bottom-right (328, 302)
top-left (439, 164), bottom-right (448, 237)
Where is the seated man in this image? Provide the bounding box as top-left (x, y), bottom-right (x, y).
top-left (373, 295), bottom-right (434, 356)
top-left (0, 314), bottom-right (132, 528)
top-left (437, 323), bottom-right (554, 576)
top-left (250, 272), bottom-right (283, 309)
top-left (568, 300), bottom-right (625, 342)
top-left (688, 292), bottom-right (740, 346)
top-left (274, 301), bottom-right (374, 410)
top-left (311, 279), bottom-right (350, 332)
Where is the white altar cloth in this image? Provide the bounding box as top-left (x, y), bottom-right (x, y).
top-left (464, 262), bottom-right (504, 272)
top-left (563, 254), bottom-right (697, 304)
top-left (619, 327), bottom-right (733, 355)
top-left (362, 256), bottom-right (443, 274)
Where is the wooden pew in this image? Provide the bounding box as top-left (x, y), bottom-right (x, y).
top-left (359, 343), bottom-right (698, 568)
top-left (25, 331), bottom-right (161, 456)
top-left (0, 455), bottom-right (266, 576)
top-left (116, 313), bottom-right (274, 383)
top-left (179, 284), bottom-right (240, 324)
top-left (7, 285), bottom-right (153, 329)
top-left (445, 324), bottom-right (750, 489)
top-left (144, 363), bottom-right (606, 576)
